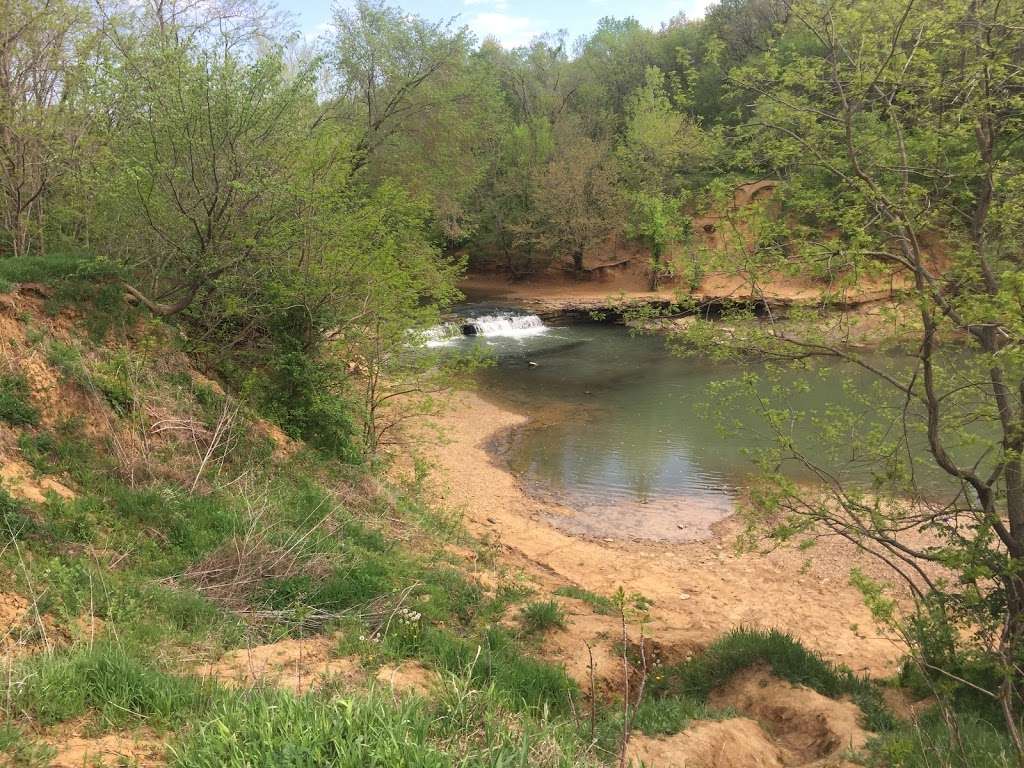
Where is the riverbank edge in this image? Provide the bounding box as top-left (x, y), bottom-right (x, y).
top-left (428, 388), bottom-right (907, 679)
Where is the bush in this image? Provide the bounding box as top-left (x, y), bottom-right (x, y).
top-left (519, 600), bottom-right (567, 634)
top-left (0, 373), bottom-right (39, 426)
top-left (247, 344), bottom-right (359, 463)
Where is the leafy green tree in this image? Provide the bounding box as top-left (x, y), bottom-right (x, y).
top-left (96, 25), bottom-right (314, 323)
top-left (0, 0), bottom-right (93, 257)
top-left (678, 0), bottom-right (1024, 751)
top-left (618, 67), bottom-right (711, 289)
top-left (513, 123), bottom-right (624, 274)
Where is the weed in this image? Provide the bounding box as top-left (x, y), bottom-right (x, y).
top-left (554, 585), bottom-right (616, 616)
top-left (0, 373), bottom-right (39, 426)
top-left (519, 600), bottom-right (567, 635)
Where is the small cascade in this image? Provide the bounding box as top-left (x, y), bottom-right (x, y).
top-left (419, 312), bottom-right (549, 346)
top-left (460, 313), bottom-right (547, 338)
top-left (420, 322), bottom-right (463, 347)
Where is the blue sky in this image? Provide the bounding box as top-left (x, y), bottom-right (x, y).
top-left (290, 0), bottom-right (714, 48)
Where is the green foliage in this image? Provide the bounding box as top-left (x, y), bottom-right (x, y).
top-left (17, 423), bottom-right (98, 483)
top-left (10, 642), bottom-right (217, 728)
top-left (868, 707), bottom-right (1016, 768)
top-left (519, 600), bottom-right (567, 634)
top-left (171, 677), bottom-right (595, 768)
top-left (0, 724), bottom-right (55, 767)
top-left (0, 373), bottom-right (39, 426)
top-left (0, 485), bottom-right (36, 539)
top-left (247, 340), bottom-right (359, 463)
top-left (100, 486), bottom-right (241, 576)
top-left (553, 586), bottom-right (617, 616)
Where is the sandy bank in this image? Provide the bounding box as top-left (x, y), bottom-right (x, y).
top-left (430, 390), bottom-right (905, 677)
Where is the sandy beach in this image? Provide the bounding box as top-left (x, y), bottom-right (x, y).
top-left (430, 389), bottom-right (906, 678)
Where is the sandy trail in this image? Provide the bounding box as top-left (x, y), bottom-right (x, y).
top-left (430, 391), bottom-right (905, 678)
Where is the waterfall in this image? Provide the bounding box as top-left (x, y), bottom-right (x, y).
top-left (420, 322), bottom-right (463, 347)
top-left (461, 313), bottom-right (547, 338)
top-left (419, 312), bottom-right (548, 346)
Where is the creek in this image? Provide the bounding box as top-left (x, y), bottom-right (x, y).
top-left (428, 307), bottom-right (952, 541)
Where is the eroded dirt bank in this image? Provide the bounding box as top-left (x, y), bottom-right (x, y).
top-left (430, 390), bottom-right (904, 678)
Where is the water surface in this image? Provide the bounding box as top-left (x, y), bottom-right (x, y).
top-left (435, 309), bottom-right (931, 541)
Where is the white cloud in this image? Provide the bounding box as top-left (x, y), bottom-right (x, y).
top-left (469, 12), bottom-right (540, 48)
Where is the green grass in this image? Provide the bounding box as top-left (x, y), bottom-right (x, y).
top-left (0, 253), bottom-right (130, 338)
top-left (519, 600), bottom-right (567, 634)
top-left (867, 707), bottom-right (1016, 768)
top-left (169, 674), bottom-right (596, 768)
top-left (0, 373), bottom-right (39, 426)
top-left (646, 627), bottom-right (894, 733)
top-left (553, 585), bottom-right (616, 616)
top-left (0, 724), bottom-right (55, 767)
top-left (9, 642), bottom-right (219, 729)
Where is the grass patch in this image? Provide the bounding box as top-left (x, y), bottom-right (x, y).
top-left (867, 707), bottom-right (1016, 768)
top-left (0, 253), bottom-right (128, 334)
top-left (170, 677), bottom-right (596, 768)
top-left (9, 642), bottom-right (218, 729)
top-left (0, 373), bottom-right (39, 426)
top-left (519, 600), bottom-right (567, 634)
top-left (0, 724), bottom-right (55, 767)
top-left (0, 487), bottom-right (37, 540)
top-left (647, 627), bottom-right (894, 732)
top-left (18, 422), bottom-right (99, 484)
top-left (554, 585), bottom-right (616, 616)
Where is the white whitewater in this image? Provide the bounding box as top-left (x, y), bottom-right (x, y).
top-left (421, 312), bottom-right (548, 346)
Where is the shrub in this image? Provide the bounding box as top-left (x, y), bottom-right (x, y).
top-left (0, 373), bottom-right (39, 426)
top-left (246, 344), bottom-right (359, 463)
top-left (519, 600), bottom-right (567, 635)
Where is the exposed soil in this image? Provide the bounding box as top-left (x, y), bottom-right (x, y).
top-left (201, 634), bottom-right (361, 694)
top-left (44, 728), bottom-right (165, 768)
top-left (374, 661), bottom-right (437, 697)
top-left (709, 666), bottom-right (870, 763)
top-left (628, 718), bottom-right (789, 768)
top-left (428, 391), bottom-right (905, 679)
top-left (0, 456), bottom-right (75, 503)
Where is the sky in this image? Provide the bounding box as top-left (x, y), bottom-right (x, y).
top-left (290, 0), bottom-right (714, 49)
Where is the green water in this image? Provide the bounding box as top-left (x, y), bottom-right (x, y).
top-left (441, 311), bottom-right (941, 541)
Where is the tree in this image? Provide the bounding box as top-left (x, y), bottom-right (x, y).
top-left (679, 0), bottom-right (1024, 753)
top-left (0, 0), bottom-right (92, 257)
top-left (95, 20), bottom-right (315, 324)
top-left (618, 67), bottom-right (711, 289)
top-left (514, 123), bottom-right (624, 274)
